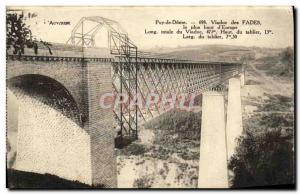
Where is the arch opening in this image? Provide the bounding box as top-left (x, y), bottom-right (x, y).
top-left (7, 74), bottom-right (82, 126)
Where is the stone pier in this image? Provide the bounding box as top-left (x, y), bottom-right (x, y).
top-left (225, 77), bottom-right (243, 161)
top-left (240, 72), bottom-right (245, 87)
top-left (198, 91), bottom-right (229, 188)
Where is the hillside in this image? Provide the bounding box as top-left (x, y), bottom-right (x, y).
top-left (145, 44), bottom-right (284, 62)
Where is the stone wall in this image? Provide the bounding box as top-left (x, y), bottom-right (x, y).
top-left (6, 45), bottom-right (117, 187)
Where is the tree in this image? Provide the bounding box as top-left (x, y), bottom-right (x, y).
top-left (6, 11), bottom-right (52, 56)
top-left (280, 47), bottom-right (294, 73)
top-left (228, 129), bottom-right (294, 188)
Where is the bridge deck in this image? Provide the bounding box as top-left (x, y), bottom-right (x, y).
top-left (7, 42), bottom-right (241, 66)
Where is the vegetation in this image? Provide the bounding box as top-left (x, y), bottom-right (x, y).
top-left (116, 143), bottom-right (148, 156)
top-left (228, 130), bottom-right (294, 188)
top-left (117, 109), bottom-right (201, 161)
top-left (144, 109), bottom-right (201, 160)
top-left (256, 47), bottom-right (294, 77)
top-left (279, 47), bottom-right (294, 73)
top-left (6, 12), bottom-right (52, 56)
top-left (229, 94), bottom-right (294, 188)
top-left (258, 94), bottom-right (293, 112)
top-left (144, 109), bottom-right (201, 141)
top-left (133, 176), bottom-right (154, 188)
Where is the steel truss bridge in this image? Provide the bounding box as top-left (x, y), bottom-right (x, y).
top-left (67, 16), bottom-right (243, 140)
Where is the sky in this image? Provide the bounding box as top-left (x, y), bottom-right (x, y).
top-left (7, 6), bottom-right (294, 50)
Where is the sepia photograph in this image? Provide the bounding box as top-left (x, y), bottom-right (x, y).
top-left (5, 5), bottom-right (295, 189)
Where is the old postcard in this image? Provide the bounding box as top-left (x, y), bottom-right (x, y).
top-left (6, 6), bottom-right (295, 189)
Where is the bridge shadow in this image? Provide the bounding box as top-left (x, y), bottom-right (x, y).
top-left (115, 135), bottom-right (136, 149)
top-left (7, 169), bottom-right (98, 189)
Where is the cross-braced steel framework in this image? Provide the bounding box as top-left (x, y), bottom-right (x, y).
top-left (67, 16), bottom-right (139, 139)
top-left (67, 16), bottom-right (243, 140)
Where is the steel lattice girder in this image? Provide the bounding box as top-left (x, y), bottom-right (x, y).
top-left (112, 60), bottom-right (243, 137)
top-left (67, 16), bottom-right (244, 140)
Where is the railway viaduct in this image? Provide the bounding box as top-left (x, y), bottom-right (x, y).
top-left (6, 16), bottom-right (245, 188)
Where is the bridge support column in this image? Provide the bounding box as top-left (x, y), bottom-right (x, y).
top-left (86, 61), bottom-right (117, 188)
top-left (240, 72), bottom-right (245, 87)
top-left (225, 77), bottom-right (243, 161)
top-left (198, 91), bottom-right (228, 188)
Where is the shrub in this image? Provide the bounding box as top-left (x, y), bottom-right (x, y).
top-left (228, 129), bottom-right (294, 188)
top-left (133, 176), bottom-right (154, 188)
